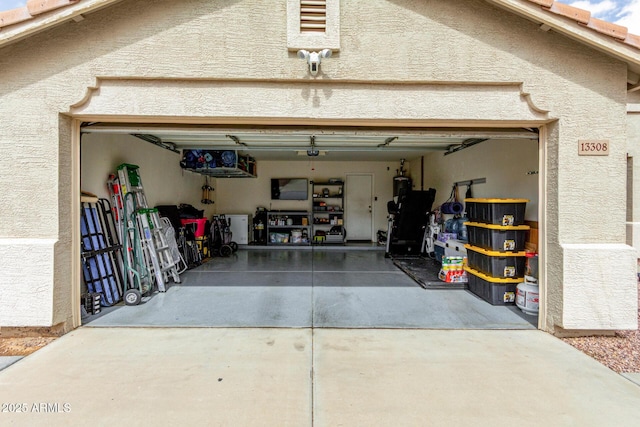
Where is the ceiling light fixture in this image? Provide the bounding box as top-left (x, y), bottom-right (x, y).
top-left (307, 135), bottom-right (320, 156)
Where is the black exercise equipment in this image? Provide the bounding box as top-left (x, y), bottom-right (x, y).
top-left (385, 188), bottom-right (436, 257)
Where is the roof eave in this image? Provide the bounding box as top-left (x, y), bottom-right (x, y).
top-left (0, 0), bottom-right (125, 48)
top-left (486, 0), bottom-right (640, 75)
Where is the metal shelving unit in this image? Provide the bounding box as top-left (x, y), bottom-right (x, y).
top-left (266, 211), bottom-right (311, 246)
top-left (311, 181), bottom-right (345, 245)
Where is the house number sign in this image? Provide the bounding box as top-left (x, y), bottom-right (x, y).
top-left (578, 140), bottom-right (609, 156)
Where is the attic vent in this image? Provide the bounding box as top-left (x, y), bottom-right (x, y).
top-left (300, 0), bottom-right (326, 33)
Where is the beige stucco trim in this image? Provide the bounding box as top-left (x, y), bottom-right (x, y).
top-left (69, 78), bottom-right (552, 124)
top-left (73, 116), bottom-right (551, 129)
top-left (72, 119), bottom-right (81, 328)
top-left (536, 124), bottom-right (547, 331)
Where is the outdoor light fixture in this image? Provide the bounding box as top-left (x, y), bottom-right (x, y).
top-left (297, 49), bottom-right (332, 76)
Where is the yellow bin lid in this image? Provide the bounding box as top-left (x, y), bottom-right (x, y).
top-left (464, 266), bottom-right (522, 284)
top-left (465, 221), bottom-right (530, 231)
top-left (464, 198), bottom-right (529, 203)
top-left (464, 244), bottom-right (526, 257)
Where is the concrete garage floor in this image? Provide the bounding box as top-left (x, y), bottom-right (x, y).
top-left (85, 249), bottom-right (536, 329)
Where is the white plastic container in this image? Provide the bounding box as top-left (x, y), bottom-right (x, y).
top-left (516, 281), bottom-right (539, 315)
top-left (291, 230), bottom-right (303, 243)
top-left (444, 239), bottom-right (468, 258)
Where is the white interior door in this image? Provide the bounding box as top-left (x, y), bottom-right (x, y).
top-left (345, 174), bottom-right (373, 241)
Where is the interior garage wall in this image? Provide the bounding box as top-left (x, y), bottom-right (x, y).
top-left (214, 160), bottom-right (399, 236)
top-left (81, 134), bottom-right (213, 216)
top-left (415, 139), bottom-right (539, 221)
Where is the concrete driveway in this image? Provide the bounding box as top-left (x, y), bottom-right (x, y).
top-left (1, 327), bottom-right (640, 426)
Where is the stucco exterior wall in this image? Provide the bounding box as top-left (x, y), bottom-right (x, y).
top-left (0, 0), bottom-right (636, 332)
top-left (627, 99), bottom-right (640, 251)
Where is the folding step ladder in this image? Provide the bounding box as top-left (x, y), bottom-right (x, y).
top-left (137, 208), bottom-right (181, 292)
top-left (160, 217), bottom-right (188, 274)
top-left (121, 192), bottom-right (153, 305)
top-left (111, 163), bottom-right (182, 294)
top-left (109, 171), bottom-right (142, 290)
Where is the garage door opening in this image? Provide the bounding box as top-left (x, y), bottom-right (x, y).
top-left (77, 122), bottom-right (541, 330)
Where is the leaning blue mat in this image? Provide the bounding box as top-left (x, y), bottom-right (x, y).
top-left (81, 203), bottom-right (121, 306)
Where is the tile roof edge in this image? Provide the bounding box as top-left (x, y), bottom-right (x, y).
top-left (523, 0), bottom-right (639, 50)
top-left (0, 7), bottom-right (32, 28)
top-left (546, 2), bottom-right (590, 25)
top-left (581, 16), bottom-right (627, 41)
top-left (0, 0), bottom-right (122, 47)
top-left (0, 0), bottom-right (82, 30)
top-left (621, 33), bottom-right (640, 51)
top-left (27, 0), bottom-right (82, 16)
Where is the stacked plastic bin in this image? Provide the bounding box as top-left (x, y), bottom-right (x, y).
top-left (463, 198), bottom-right (529, 305)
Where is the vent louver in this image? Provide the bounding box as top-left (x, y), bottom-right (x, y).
top-left (300, 0), bottom-right (326, 33)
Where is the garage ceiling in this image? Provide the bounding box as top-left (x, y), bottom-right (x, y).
top-left (81, 123), bottom-right (538, 161)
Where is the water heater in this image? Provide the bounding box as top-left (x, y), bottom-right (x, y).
top-left (393, 159), bottom-right (411, 197)
top-left (393, 176), bottom-right (412, 197)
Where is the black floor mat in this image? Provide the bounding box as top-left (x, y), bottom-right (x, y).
top-left (392, 256), bottom-right (468, 290)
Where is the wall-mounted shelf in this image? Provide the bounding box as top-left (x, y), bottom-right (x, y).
top-left (180, 149), bottom-right (257, 178)
top-left (187, 167), bottom-right (256, 178)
